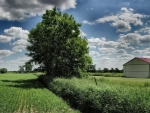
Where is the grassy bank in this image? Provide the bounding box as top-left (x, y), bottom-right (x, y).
top-left (48, 76), bottom-right (150, 113)
top-left (0, 73), bottom-right (79, 113)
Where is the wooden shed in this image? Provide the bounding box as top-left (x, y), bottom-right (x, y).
top-left (123, 57), bottom-right (150, 78)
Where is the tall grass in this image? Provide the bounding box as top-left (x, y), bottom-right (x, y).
top-left (49, 77), bottom-right (150, 113)
top-left (0, 73), bottom-right (79, 113)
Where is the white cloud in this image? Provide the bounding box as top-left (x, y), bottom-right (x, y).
top-left (0, 35), bottom-right (12, 43)
top-left (4, 27), bottom-right (29, 39)
top-left (0, 50), bottom-right (14, 59)
top-left (99, 48), bottom-right (116, 55)
top-left (88, 45), bottom-right (96, 49)
top-left (6, 57), bottom-right (30, 64)
top-left (132, 48), bottom-right (150, 56)
top-left (0, 56), bottom-right (31, 71)
top-left (88, 37), bottom-right (103, 45)
top-left (80, 30), bottom-right (87, 37)
top-left (88, 37), bottom-right (134, 50)
top-left (117, 53), bottom-right (134, 60)
top-left (82, 7), bottom-right (149, 32)
top-left (12, 39), bottom-right (29, 52)
top-left (117, 42), bottom-right (135, 50)
top-left (89, 51), bottom-right (100, 57)
top-left (119, 32), bottom-right (150, 45)
top-left (82, 20), bottom-right (95, 25)
top-left (0, 27), bottom-right (29, 52)
top-left (116, 49), bottom-right (126, 54)
top-left (0, 0), bottom-right (76, 21)
top-left (118, 33), bottom-right (140, 44)
top-left (139, 27), bottom-right (150, 34)
top-left (111, 20), bottom-right (131, 32)
top-left (99, 40), bottom-right (118, 48)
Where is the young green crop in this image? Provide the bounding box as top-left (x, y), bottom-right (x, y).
top-left (0, 73), bottom-right (79, 113)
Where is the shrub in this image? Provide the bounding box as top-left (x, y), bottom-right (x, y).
top-left (48, 78), bottom-right (150, 113)
top-left (0, 68), bottom-right (7, 73)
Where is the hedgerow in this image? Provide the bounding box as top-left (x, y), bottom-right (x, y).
top-left (48, 77), bottom-right (150, 113)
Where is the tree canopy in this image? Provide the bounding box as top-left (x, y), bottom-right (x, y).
top-left (26, 7), bottom-right (92, 78)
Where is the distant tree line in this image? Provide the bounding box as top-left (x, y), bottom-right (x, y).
top-left (0, 68), bottom-right (7, 73)
top-left (88, 68), bottom-right (123, 73)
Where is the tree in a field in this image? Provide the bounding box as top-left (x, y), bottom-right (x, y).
top-left (110, 68), bottom-right (115, 72)
top-left (0, 68), bottom-right (7, 73)
top-left (24, 62), bottom-right (33, 72)
top-left (115, 68), bottom-right (120, 73)
top-left (18, 66), bottom-right (24, 73)
top-left (26, 7), bottom-right (92, 78)
top-left (103, 68), bottom-right (109, 73)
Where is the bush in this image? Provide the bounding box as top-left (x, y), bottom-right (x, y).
top-left (0, 68), bottom-right (7, 73)
top-left (48, 78), bottom-right (150, 113)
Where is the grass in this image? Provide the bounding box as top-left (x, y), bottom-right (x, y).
top-left (0, 73), bottom-right (79, 113)
top-left (48, 76), bottom-right (150, 113)
top-left (90, 72), bottom-right (123, 77)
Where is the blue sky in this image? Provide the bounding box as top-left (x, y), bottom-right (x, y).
top-left (0, 0), bottom-right (150, 71)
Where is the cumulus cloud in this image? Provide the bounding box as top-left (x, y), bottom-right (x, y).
top-left (82, 20), bottom-right (95, 25)
top-left (111, 20), bottom-right (131, 32)
top-left (0, 0), bottom-right (76, 21)
top-left (89, 51), bottom-right (100, 57)
top-left (88, 37), bottom-right (134, 50)
top-left (139, 27), bottom-right (150, 34)
top-left (4, 27), bottom-right (29, 39)
top-left (12, 39), bottom-right (29, 52)
top-left (132, 48), bottom-right (150, 55)
top-left (118, 33), bottom-right (140, 44)
top-left (0, 27), bottom-right (29, 52)
top-left (116, 49), bottom-right (126, 54)
top-left (83, 7), bottom-right (149, 32)
top-left (99, 48), bottom-right (116, 55)
top-left (119, 32), bottom-right (150, 45)
top-left (88, 37), bottom-right (103, 45)
top-left (88, 45), bottom-right (96, 49)
top-left (0, 50), bottom-right (14, 59)
top-left (0, 35), bottom-right (12, 43)
top-left (117, 53), bottom-right (134, 60)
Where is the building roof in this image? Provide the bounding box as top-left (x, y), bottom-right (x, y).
top-left (138, 57), bottom-right (150, 63)
top-left (123, 57), bottom-right (150, 66)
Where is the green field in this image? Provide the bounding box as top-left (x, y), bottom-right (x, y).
top-left (49, 75), bottom-right (150, 113)
top-left (0, 73), bottom-right (79, 113)
top-left (2, 73), bottom-right (150, 113)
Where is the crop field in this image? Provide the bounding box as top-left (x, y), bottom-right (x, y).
top-left (0, 73), bottom-right (79, 113)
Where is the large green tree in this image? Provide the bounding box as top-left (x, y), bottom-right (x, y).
top-left (26, 7), bottom-right (92, 77)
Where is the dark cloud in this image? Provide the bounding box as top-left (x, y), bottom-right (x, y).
top-left (111, 20), bottom-right (131, 32)
top-left (0, 0), bottom-right (76, 21)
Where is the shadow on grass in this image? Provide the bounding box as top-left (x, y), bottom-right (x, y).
top-left (1, 79), bottom-right (45, 89)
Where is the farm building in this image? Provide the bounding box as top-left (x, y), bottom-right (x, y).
top-left (123, 57), bottom-right (150, 78)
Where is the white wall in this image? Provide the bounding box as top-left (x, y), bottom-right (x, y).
top-left (124, 58), bottom-right (150, 78)
top-left (124, 71), bottom-right (149, 78)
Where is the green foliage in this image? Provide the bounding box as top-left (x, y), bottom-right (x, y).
top-left (18, 65), bottom-right (24, 73)
top-left (26, 7), bottom-right (92, 78)
top-left (0, 68), bottom-right (7, 73)
top-left (24, 62), bottom-right (33, 72)
top-left (48, 77), bottom-right (150, 113)
top-left (0, 73), bottom-right (79, 113)
top-left (90, 73), bottom-right (123, 77)
top-left (103, 68), bottom-right (109, 73)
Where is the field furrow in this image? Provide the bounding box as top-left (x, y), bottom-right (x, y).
top-left (0, 73), bottom-right (79, 113)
